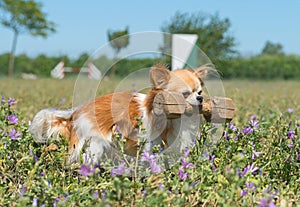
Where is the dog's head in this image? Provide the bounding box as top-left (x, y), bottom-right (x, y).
top-left (150, 64), bottom-right (210, 107)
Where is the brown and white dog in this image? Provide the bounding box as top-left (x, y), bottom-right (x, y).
top-left (29, 64), bottom-right (210, 164)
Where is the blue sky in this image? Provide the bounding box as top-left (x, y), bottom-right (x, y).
top-left (0, 0), bottom-right (299, 58)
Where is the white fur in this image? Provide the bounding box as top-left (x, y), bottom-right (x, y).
top-left (29, 109), bottom-right (73, 143)
top-left (68, 113), bottom-right (112, 164)
top-left (187, 86), bottom-right (203, 106)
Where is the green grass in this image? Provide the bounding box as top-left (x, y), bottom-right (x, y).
top-left (0, 78), bottom-right (299, 206)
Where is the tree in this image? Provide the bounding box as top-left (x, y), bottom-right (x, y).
top-left (73, 52), bottom-right (90, 68)
top-left (107, 27), bottom-right (129, 76)
top-left (0, 0), bottom-right (56, 76)
top-left (161, 11), bottom-right (236, 67)
top-left (261, 41), bottom-right (284, 55)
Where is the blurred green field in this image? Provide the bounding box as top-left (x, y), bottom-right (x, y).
top-left (1, 78), bottom-right (299, 124)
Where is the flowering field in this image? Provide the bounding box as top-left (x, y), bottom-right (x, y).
top-left (0, 79), bottom-right (299, 206)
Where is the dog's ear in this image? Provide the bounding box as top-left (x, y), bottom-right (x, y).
top-left (150, 64), bottom-right (171, 89)
top-left (194, 65), bottom-right (209, 79)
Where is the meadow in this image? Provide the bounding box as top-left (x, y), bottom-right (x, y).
top-left (0, 78), bottom-right (299, 206)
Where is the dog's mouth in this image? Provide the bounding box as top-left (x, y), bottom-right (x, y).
top-left (184, 103), bottom-right (203, 116)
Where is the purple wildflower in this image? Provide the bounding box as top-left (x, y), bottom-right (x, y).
top-left (192, 181), bottom-right (199, 187)
top-left (204, 152), bottom-right (210, 160)
top-left (229, 123), bottom-right (237, 131)
top-left (241, 163), bottom-right (259, 177)
top-left (259, 198), bottom-right (276, 207)
top-left (32, 198), bottom-right (38, 206)
top-left (53, 197), bottom-right (60, 207)
top-left (143, 151), bottom-right (152, 160)
top-left (242, 126), bottom-right (253, 135)
top-left (252, 151), bottom-right (262, 160)
top-left (8, 97), bottom-right (16, 106)
top-left (287, 108), bottom-right (294, 113)
top-left (260, 199), bottom-right (268, 207)
top-left (78, 164), bottom-right (96, 177)
top-left (296, 154), bottom-right (300, 160)
top-left (19, 185), bottom-right (26, 197)
top-left (288, 141), bottom-right (293, 148)
top-left (181, 158), bottom-right (194, 169)
top-left (192, 139), bottom-right (197, 148)
top-left (236, 168), bottom-right (241, 176)
top-left (250, 119), bottom-right (259, 130)
top-left (111, 162), bottom-right (130, 176)
top-left (92, 191), bottom-right (99, 199)
top-left (47, 180), bottom-right (51, 188)
top-left (143, 152), bottom-right (162, 174)
top-left (150, 162), bottom-right (162, 173)
top-left (1, 94), bottom-right (4, 104)
top-left (60, 97), bottom-right (66, 103)
top-left (250, 114), bottom-right (258, 120)
top-left (245, 182), bottom-right (256, 191)
top-left (233, 133), bottom-right (239, 141)
top-left (178, 169), bottom-right (188, 180)
top-left (184, 147), bottom-right (190, 157)
top-left (212, 165), bottom-right (217, 171)
top-left (240, 189), bottom-right (248, 197)
top-left (141, 190), bottom-right (147, 197)
top-left (210, 154), bottom-right (215, 162)
top-left (287, 130), bottom-right (295, 139)
top-left (223, 131), bottom-right (229, 140)
top-left (9, 128), bottom-right (21, 140)
top-left (7, 114), bottom-right (18, 125)
top-left (263, 185), bottom-right (271, 194)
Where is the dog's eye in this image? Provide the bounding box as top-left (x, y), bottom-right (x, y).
top-left (182, 91), bottom-right (191, 98)
top-left (198, 90), bottom-right (202, 95)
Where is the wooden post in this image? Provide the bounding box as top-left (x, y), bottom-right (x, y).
top-left (153, 91), bottom-right (186, 118)
top-left (201, 97), bottom-right (235, 122)
top-left (153, 91), bottom-right (235, 122)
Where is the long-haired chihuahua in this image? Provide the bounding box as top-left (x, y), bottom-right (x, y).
top-left (29, 64), bottom-right (210, 164)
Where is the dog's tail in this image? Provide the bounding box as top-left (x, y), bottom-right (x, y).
top-left (29, 109), bottom-right (73, 143)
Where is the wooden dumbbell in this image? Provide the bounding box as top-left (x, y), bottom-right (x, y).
top-left (153, 91), bottom-right (235, 122)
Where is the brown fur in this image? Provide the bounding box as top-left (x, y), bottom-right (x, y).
top-left (171, 70), bottom-right (200, 91)
top-left (71, 92), bottom-right (141, 137)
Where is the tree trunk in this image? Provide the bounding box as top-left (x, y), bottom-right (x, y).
top-left (110, 50), bottom-right (119, 77)
top-left (8, 31), bottom-right (18, 77)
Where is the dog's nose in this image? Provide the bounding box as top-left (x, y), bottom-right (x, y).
top-left (196, 96), bottom-right (203, 103)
